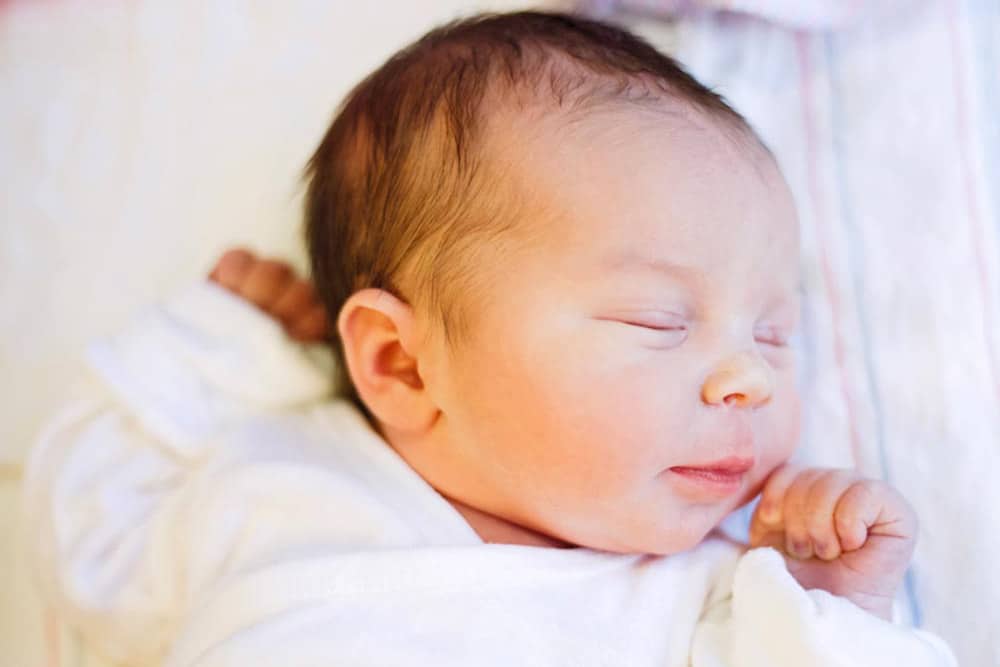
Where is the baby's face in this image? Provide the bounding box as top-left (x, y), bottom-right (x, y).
top-left (415, 107), bottom-right (801, 554)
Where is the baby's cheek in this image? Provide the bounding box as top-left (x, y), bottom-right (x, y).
top-left (744, 389), bottom-right (801, 501)
top-left (776, 386), bottom-right (803, 458)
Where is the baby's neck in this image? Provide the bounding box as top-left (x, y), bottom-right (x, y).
top-left (444, 495), bottom-right (576, 549)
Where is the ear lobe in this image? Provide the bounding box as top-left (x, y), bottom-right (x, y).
top-left (336, 288), bottom-right (438, 434)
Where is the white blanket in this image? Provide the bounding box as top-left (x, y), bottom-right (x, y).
top-left (22, 282), bottom-right (956, 666)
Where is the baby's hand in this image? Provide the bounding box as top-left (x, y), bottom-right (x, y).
top-left (748, 465), bottom-right (917, 621)
top-left (208, 248), bottom-right (329, 343)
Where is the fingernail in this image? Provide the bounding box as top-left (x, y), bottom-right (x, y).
top-left (759, 502), bottom-right (778, 523)
top-left (791, 541), bottom-right (811, 559)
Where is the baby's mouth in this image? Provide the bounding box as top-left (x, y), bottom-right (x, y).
top-left (666, 457), bottom-right (754, 497)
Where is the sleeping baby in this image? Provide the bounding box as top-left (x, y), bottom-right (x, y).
top-left (23, 10), bottom-right (957, 666)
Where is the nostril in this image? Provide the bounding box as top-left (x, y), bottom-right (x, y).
top-left (724, 393), bottom-right (746, 406)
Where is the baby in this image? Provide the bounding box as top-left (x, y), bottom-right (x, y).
top-left (299, 8), bottom-right (913, 615)
top-left (25, 10), bottom-right (955, 667)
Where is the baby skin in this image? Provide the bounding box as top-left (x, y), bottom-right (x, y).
top-left (207, 247), bottom-right (916, 622)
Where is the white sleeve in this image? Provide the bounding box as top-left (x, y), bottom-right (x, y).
top-left (21, 280), bottom-right (333, 665)
top-left (691, 547), bottom-right (958, 667)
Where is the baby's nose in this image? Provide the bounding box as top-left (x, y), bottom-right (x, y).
top-left (701, 351), bottom-right (774, 408)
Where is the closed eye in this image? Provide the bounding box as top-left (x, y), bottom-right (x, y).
top-left (755, 327), bottom-right (791, 347)
top-left (596, 311), bottom-right (688, 330)
top-left (597, 315), bottom-right (689, 346)
top-left (596, 312), bottom-right (685, 329)
top-left (623, 321), bottom-right (687, 332)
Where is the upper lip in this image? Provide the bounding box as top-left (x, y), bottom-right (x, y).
top-left (670, 456), bottom-right (755, 474)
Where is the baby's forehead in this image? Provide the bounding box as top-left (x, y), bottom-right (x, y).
top-left (479, 108), bottom-right (798, 280)
top-left (486, 100), bottom-right (786, 211)
top-left (482, 93), bottom-right (773, 188)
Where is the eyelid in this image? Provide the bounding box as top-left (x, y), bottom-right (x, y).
top-left (604, 311), bottom-right (688, 330)
top-left (755, 324), bottom-right (792, 346)
top-left (629, 321), bottom-right (687, 332)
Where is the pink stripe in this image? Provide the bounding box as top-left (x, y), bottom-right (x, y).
top-left (795, 33), bottom-right (865, 471)
top-left (44, 607), bottom-right (61, 667)
top-left (947, 1), bottom-right (1000, 405)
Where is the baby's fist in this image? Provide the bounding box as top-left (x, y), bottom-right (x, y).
top-left (208, 248), bottom-right (329, 343)
top-left (748, 465), bottom-right (917, 621)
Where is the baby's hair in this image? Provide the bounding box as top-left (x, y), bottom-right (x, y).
top-left (304, 10), bottom-right (762, 417)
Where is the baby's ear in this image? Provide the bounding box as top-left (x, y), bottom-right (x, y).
top-left (336, 288), bottom-right (437, 434)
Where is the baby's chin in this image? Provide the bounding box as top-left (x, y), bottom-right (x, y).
top-left (531, 482), bottom-right (758, 555)
top-left (554, 515), bottom-right (721, 556)
top-left (576, 531), bottom-right (710, 556)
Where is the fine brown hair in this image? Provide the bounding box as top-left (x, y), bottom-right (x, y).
top-left (304, 11), bottom-right (759, 420)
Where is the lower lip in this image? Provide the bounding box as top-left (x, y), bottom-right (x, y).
top-left (668, 467), bottom-right (746, 497)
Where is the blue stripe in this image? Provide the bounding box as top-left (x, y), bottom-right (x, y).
top-left (968, 0), bottom-right (1000, 271)
top-left (822, 31), bottom-right (923, 628)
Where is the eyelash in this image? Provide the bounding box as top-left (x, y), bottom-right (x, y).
top-left (755, 328), bottom-right (790, 347)
top-left (619, 321), bottom-right (687, 338)
top-left (620, 321), bottom-right (688, 347)
top-left (626, 321), bottom-right (685, 331)
top-left (624, 321), bottom-right (791, 347)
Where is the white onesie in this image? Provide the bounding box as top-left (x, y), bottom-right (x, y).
top-left (22, 281), bottom-right (958, 667)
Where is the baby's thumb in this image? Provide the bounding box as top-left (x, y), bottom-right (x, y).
top-left (748, 517), bottom-right (786, 551)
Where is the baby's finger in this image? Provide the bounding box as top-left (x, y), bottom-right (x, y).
top-left (833, 481), bottom-right (885, 552)
top-left (781, 468), bottom-right (827, 560)
top-left (748, 507), bottom-right (780, 548)
top-left (288, 306), bottom-right (329, 342)
top-left (755, 463), bottom-right (804, 528)
top-left (210, 248), bottom-right (255, 290)
top-left (749, 527), bottom-right (786, 552)
top-left (238, 259), bottom-right (294, 311)
top-left (269, 280), bottom-right (317, 324)
top-left (802, 469), bottom-right (862, 561)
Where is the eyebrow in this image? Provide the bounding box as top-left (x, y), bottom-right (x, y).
top-left (603, 250), bottom-right (803, 301)
top-left (601, 251), bottom-right (706, 281)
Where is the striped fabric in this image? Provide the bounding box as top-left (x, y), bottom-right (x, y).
top-left (590, 1), bottom-right (999, 665)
